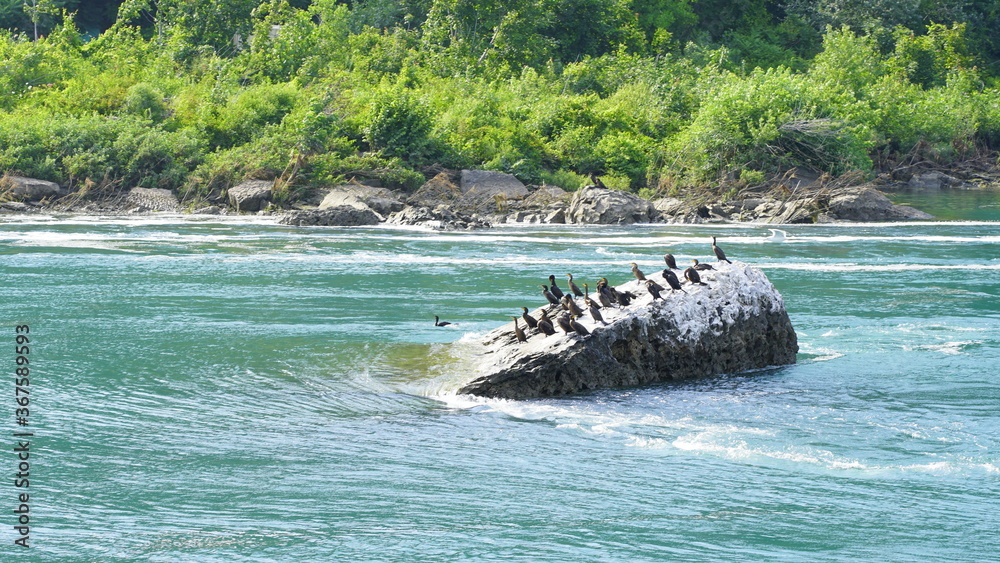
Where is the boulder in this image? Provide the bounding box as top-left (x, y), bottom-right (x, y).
top-left (407, 173), bottom-right (465, 208)
top-left (458, 262), bottom-right (797, 399)
top-left (826, 187), bottom-right (933, 221)
top-left (566, 186), bottom-right (659, 224)
top-left (319, 185), bottom-right (404, 217)
top-left (460, 170), bottom-right (529, 199)
top-left (125, 187), bottom-right (180, 212)
top-left (228, 180), bottom-right (273, 212)
top-left (1, 176), bottom-right (66, 202)
top-left (278, 205), bottom-right (381, 226)
top-left (192, 205), bottom-right (224, 215)
top-left (386, 205), bottom-right (491, 230)
top-left (907, 171), bottom-right (958, 191)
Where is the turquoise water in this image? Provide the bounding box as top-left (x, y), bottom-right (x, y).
top-left (1, 212), bottom-right (998, 561)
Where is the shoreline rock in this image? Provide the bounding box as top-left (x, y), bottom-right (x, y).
top-left (458, 262), bottom-right (798, 399)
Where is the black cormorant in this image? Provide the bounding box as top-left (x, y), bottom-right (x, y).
top-left (662, 269), bottom-right (686, 293)
top-left (562, 294), bottom-right (584, 316)
top-left (588, 300), bottom-right (606, 325)
top-left (684, 266), bottom-right (709, 286)
top-left (569, 315), bottom-right (591, 336)
top-left (664, 253), bottom-right (678, 269)
top-left (583, 283), bottom-right (601, 309)
top-left (566, 273), bottom-right (584, 297)
top-left (520, 306), bottom-right (538, 329)
top-left (541, 285), bottom-right (560, 305)
top-left (434, 316), bottom-right (452, 327)
top-left (547, 275), bottom-right (565, 299)
top-left (556, 314), bottom-right (575, 335)
top-left (537, 310), bottom-right (556, 335)
top-left (596, 280), bottom-right (615, 308)
top-left (645, 279), bottom-right (665, 300)
top-left (692, 259), bottom-right (714, 271)
top-left (510, 316), bottom-right (528, 342)
top-left (712, 236), bottom-right (732, 263)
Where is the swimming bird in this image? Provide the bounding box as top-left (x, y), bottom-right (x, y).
top-left (645, 279), bottom-right (665, 300)
top-left (520, 306), bottom-right (538, 329)
top-left (434, 315), bottom-right (452, 327)
top-left (664, 253), bottom-right (678, 269)
top-left (692, 259), bottom-right (714, 271)
top-left (569, 315), bottom-right (591, 336)
top-left (661, 269), bottom-right (686, 293)
top-left (510, 316), bottom-right (528, 342)
top-left (684, 266), bottom-right (709, 286)
top-left (547, 275), bottom-right (565, 299)
top-left (541, 285), bottom-right (560, 306)
top-left (765, 229), bottom-right (787, 242)
top-left (712, 236), bottom-right (732, 263)
top-left (630, 262), bottom-right (646, 281)
top-left (566, 273), bottom-right (584, 297)
top-left (537, 310), bottom-right (556, 335)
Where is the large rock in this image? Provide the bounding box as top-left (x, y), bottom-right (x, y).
top-left (125, 187), bottom-right (180, 212)
top-left (566, 186), bottom-right (659, 224)
top-left (459, 262), bottom-right (797, 399)
top-left (826, 187), bottom-right (933, 221)
top-left (386, 205), bottom-right (491, 230)
top-left (1, 176), bottom-right (66, 201)
top-left (319, 185), bottom-right (404, 217)
top-left (278, 205), bottom-right (381, 226)
top-left (460, 169), bottom-right (529, 199)
top-left (228, 180), bottom-right (273, 212)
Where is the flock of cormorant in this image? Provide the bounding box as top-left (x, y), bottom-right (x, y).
top-left (435, 236), bottom-right (735, 342)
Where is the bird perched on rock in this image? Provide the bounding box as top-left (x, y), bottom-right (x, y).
top-left (566, 273), bottom-right (584, 297)
top-left (547, 275), bottom-right (565, 299)
top-left (556, 314), bottom-right (575, 335)
top-left (662, 269), bottom-right (686, 293)
top-left (595, 279), bottom-right (615, 308)
top-left (588, 299), bottom-right (606, 325)
top-left (520, 306), bottom-right (538, 329)
top-left (541, 285), bottom-right (560, 306)
top-left (645, 279), bottom-right (665, 300)
top-left (562, 294), bottom-right (585, 316)
top-left (664, 253), bottom-right (678, 269)
top-left (583, 283), bottom-right (601, 309)
top-left (569, 315), bottom-right (591, 336)
top-left (434, 316), bottom-right (452, 327)
top-left (684, 266), bottom-right (709, 286)
top-left (510, 316), bottom-right (528, 342)
top-left (630, 262), bottom-right (646, 281)
top-left (692, 259), bottom-right (714, 271)
top-left (537, 310), bottom-right (556, 335)
top-left (712, 236), bottom-right (732, 263)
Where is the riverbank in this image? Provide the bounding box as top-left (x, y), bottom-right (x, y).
top-left (3, 162), bottom-right (999, 227)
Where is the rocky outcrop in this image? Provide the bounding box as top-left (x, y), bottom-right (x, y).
top-left (1, 175), bottom-right (66, 202)
top-left (386, 205), bottom-right (491, 230)
top-left (567, 186), bottom-right (659, 224)
top-left (459, 262), bottom-right (797, 399)
top-left (319, 184), bottom-right (404, 217)
top-left (125, 187), bottom-right (180, 212)
top-left (228, 180), bottom-right (273, 212)
top-left (460, 169), bottom-right (529, 199)
top-left (278, 205), bottom-right (381, 226)
top-left (826, 187), bottom-right (933, 221)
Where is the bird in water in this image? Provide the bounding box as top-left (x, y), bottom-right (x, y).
top-left (645, 279), bottom-right (665, 300)
top-left (566, 273), bottom-right (584, 297)
top-left (510, 316), bottom-right (528, 342)
top-left (692, 259), bottom-right (714, 271)
top-left (712, 236), bottom-right (732, 263)
top-left (765, 228), bottom-right (787, 242)
top-left (630, 262), bottom-right (647, 281)
top-left (520, 306), bottom-right (538, 329)
top-left (536, 310), bottom-right (556, 335)
top-left (562, 294), bottom-right (585, 317)
top-left (664, 253), bottom-right (678, 269)
top-left (661, 269), bottom-right (686, 293)
top-left (540, 285), bottom-right (560, 306)
top-left (547, 275), bottom-right (565, 299)
top-left (684, 266), bottom-right (709, 286)
top-left (569, 315), bottom-right (591, 336)
top-left (434, 315), bottom-right (452, 327)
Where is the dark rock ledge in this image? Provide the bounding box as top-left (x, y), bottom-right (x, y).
top-left (458, 262), bottom-right (798, 400)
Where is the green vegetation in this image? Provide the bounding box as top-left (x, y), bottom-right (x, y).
top-left (2, 0), bottom-right (999, 203)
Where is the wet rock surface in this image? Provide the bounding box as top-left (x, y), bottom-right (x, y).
top-left (458, 262), bottom-right (798, 399)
